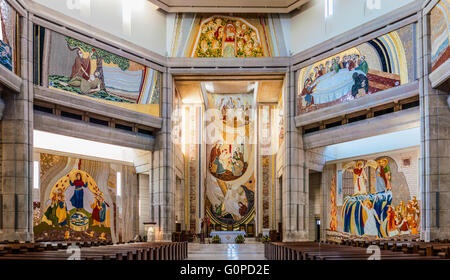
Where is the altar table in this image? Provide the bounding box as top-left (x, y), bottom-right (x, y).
top-left (210, 231), bottom-right (246, 244)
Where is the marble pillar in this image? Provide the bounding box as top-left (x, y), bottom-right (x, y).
top-left (150, 71), bottom-right (175, 241)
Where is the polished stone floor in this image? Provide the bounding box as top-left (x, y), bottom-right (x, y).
top-left (187, 243), bottom-right (266, 260)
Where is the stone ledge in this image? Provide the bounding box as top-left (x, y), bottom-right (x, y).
top-left (168, 67), bottom-right (289, 75)
top-left (326, 229), bottom-right (420, 243)
top-left (423, 0), bottom-right (441, 15)
top-left (303, 107), bottom-right (420, 149)
top-left (167, 57), bottom-right (291, 68)
top-left (5, 0), bottom-right (27, 16)
top-left (34, 85), bottom-right (163, 129)
top-left (0, 66), bottom-right (22, 93)
top-left (429, 59), bottom-right (450, 89)
top-left (34, 111), bottom-right (155, 151)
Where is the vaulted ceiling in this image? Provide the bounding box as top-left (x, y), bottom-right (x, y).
top-left (203, 81), bottom-right (255, 95)
top-left (148, 0), bottom-right (311, 13)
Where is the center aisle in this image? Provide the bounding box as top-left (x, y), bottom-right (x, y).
top-left (187, 243), bottom-right (266, 260)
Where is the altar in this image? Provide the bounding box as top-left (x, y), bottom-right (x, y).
top-left (210, 231), bottom-right (246, 244)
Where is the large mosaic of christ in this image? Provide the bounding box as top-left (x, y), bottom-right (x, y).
top-left (192, 16), bottom-right (265, 58)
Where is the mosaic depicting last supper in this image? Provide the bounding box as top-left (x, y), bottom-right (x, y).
top-left (297, 24), bottom-right (416, 114)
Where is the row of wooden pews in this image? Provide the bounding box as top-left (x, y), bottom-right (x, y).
top-left (0, 240), bottom-right (188, 260)
top-left (339, 238), bottom-right (450, 258)
top-left (265, 239), bottom-right (449, 260)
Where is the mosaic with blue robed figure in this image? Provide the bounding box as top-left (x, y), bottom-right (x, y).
top-left (343, 190), bottom-right (393, 237)
top-left (34, 168), bottom-right (112, 242)
top-left (329, 156), bottom-right (420, 239)
top-left (0, 40), bottom-right (12, 70)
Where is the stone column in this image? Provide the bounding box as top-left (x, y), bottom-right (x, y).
top-left (0, 15), bottom-right (33, 242)
top-left (121, 166), bottom-right (139, 242)
top-left (320, 165), bottom-right (334, 241)
top-left (282, 67), bottom-right (308, 241)
top-left (174, 175), bottom-right (185, 230)
top-left (150, 71), bottom-right (175, 241)
top-left (420, 11), bottom-right (450, 241)
top-left (134, 150), bottom-right (152, 237)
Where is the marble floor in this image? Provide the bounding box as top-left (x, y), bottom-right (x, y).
top-left (187, 243), bottom-right (266, 260)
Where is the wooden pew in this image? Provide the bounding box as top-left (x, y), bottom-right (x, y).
top-left (265, 241), bottom-right (448, 260)
top-left (0, 241), bottom-right (188, 260)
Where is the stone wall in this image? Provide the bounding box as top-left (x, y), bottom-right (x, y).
top-left (0, 10), bottom-right (33, 241)
top-left (420, 1), bottom-right (450, 240)
top-left (138, 174), bottom-right (150, 237)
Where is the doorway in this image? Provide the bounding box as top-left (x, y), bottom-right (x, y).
top-left (309, 170), bottom-right (322, 241)
top-left (174, 176), bottom-right (184, 232)
top-left (315, 218), bottom-right (321, 241)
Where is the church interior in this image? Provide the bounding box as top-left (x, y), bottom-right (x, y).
top-left (0, 0), bottom-right (449, 262)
